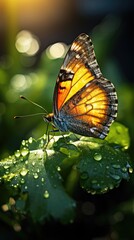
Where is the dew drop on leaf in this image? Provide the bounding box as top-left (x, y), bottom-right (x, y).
top-left (33, 172), bottom-right (38, 179)
top-left (22, 140), bottom-right (26, 146)
top-left (20, 168), bottom-right (28, 176)
top-left (112, 164), bottom-right (121, 169)
top-left (101, 187), bottom-right (108, 193)
top-left (121, 167), bottom-right (127, 173)
top-left (5, 170), bottom-right (9, 174)
top-left (41, 177), bottom-right (45, 182)
top-left (3, 165), bottom-right (10, 169)
top-left (43, 190), bottom-right (49, 199)
top-left (21, 148), bottom-right (29, 157)
top-left (110, 174), bottom-right (121, 180)
top-left (25, 160), bottom-right (28, 165)
top-left (15, 150), bottom-right (21, 158)
top-left (93, 153), bottom-right (102, 161)
top-left (28, 137), bottom-right (33, 144)
top-left (20, 178), bottom-right (25, 184)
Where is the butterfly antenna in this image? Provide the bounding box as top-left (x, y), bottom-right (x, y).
top-left (20, 95), bottom-right (47, 113)
top-left (14, 95), bottom-right (48, 119)
top-left (14, 113), bottom-right (45, 119)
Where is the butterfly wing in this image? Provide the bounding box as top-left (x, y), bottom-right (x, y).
top-left (53, 33), bottom-right (102, 114)
top-left (53, 33), bottom-right (118, 139)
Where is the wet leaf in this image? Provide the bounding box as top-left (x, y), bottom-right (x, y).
top-left (0, 122), bottom-right (132, 223)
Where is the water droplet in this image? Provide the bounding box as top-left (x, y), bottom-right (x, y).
top-left (20, 168), bottom-right (28, 176)
top-left (33, 172), bottom-right (38, 179)
top-left (101, 187), bottom-right (108, 193)
top-left (57, 166), bottom-right (61, 172)
top-left (3, 165), bottom-right (10, 169)
top-left (41, 177), bottom-right (45, 182)
top-left (112, 164), bottom-right (121, 169)
top-left (81, 172), bottom-right (88, 180)
top-left (111, 174), bottom-right (121, 180)
top-left (28, 137), bottom-right (33, 144)
top-left (15, 150), bottom-right (20, 158)
top-left (37, 168), bottom-right (40, 173)
top-left (32, 161), bottom-right (35, 166)
top-left (22, 140), bottom-right (26, 146)
top-left (93, 153), bottom-right (102, 161)
top-left (121, 167), bottom-right (127, 173)
top-left (24, 185), bottom-right (28, 190)
top-left (129, 167), bottom-right (133, 173)
top-left (25, 160), bottom-right (28, 165)
top-left (43, 190), bottom-right (49, 198)
top-left (21, 148), bottom-right (29, 157)
top-left (20, 178), bottom-right (25, 184)
top-left (5, 170), bottom-right (10, 174)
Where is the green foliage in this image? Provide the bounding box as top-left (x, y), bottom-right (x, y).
top-left (0, 122), bottom-right (132, 224)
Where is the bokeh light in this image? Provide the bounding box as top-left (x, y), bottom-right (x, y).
top-left (46, 42), bottom-right (67, 59)
top-left (11, 74), bottom-right (32, 91)
top-left (15, 30), bottom-right (40, 56)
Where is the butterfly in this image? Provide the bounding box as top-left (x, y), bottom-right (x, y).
top-left (44, 33), bottom-right (118, 139)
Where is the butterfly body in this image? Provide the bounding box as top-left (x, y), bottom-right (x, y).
top-left (45, 33), bottom-right (118, 139)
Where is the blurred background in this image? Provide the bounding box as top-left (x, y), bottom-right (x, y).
top-left (0, 0), bottom-right (134, 239)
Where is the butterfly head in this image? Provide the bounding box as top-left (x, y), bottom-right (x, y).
top-left (44, 113), bottom-right (54, 124)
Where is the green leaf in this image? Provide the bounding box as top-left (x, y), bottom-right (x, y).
top-left (106, 122), bottom-right (130, 149)
top-left (0, 122), bottom-right (132, 223)
top-left (0, 136), bottom-right (76, 223)
top-left (77, 138), bottom-right (130, 194)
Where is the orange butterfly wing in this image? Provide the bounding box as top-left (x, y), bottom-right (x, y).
top-left (51, 33), bottom-right (118, 139)
top-left (54, 33), bottom-right (101, 112)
